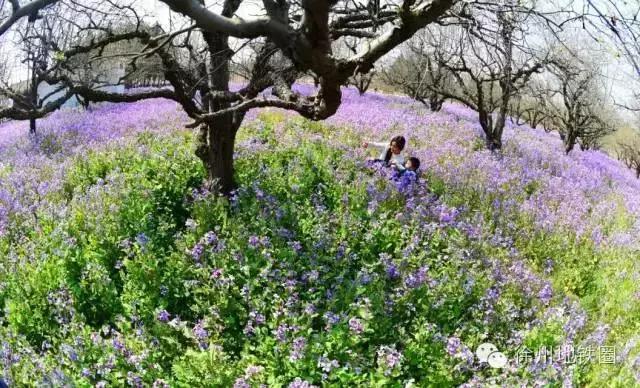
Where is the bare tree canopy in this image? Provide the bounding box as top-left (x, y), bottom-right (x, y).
top-left (0, 0), bottom-right (459, 193)
top-left (400, 0), bottom-right (558, 150)
top-left (583, 1), bottom-right (640, 78)
top-left (0, 0), bottom-right (605, 191)
top-left (582, 1), bottom-right (640, 113)
top-left (545, 55), bottom-right (616, 154)
top-left (617, 137), bottom-right (640, 178)
top-left (382, 27), bottom-right (453, 111)
top-left (508, 78), bottom-right (553, 130)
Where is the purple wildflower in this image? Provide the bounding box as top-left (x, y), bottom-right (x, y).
top-left (190, 243), bottom-right (205, 264)
top-left (193, 320), bottom-right (209, 349)
top-left (385, 262), bottom-right (400, 279)
top-left (348, 317), bottom-right (364, 335)
top-left (275, 323), bottom-right (289, 342)
top-left (289, 337), bottom-right (306, 362)
top-left (446, 337), bottom-right (461, 356)
top-left (405, 266), bottom-right (428, 288)
top-left (377, 345), bottom-right (403, 375)
top-left (135, 233), bottom-right (149, 247)
top-left (233, 378), bottom-right (250, 388)
top-left (539, 283), bottom-right (553, 305)
top-left (288, 377), bottom-right (317, 388)
top-left (203, 231), bottom-right (218, 246)
top-left (157, 310), bottom-right (170, 323)
top-left (248, 235), bottom-right (260, 248)
top-left (324, 312), bottom-right (340, 329)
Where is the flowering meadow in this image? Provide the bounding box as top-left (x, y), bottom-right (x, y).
top-left (0, 86), bottom-right (639, 386)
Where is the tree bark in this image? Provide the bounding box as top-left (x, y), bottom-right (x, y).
top-left (195, 122), bottom-right (238, 194)
top-left (492, 111), bottom-right (506, 151)
top-left (565, 139), bottom-right (575, 154)
top-left (485, 133), bottom-right (502, 151)
top-left (29, 118), bottom-right (36, 135)
top-left (479, 110), bottom-right (502, 151)
top-left (29, 61), bottom-right (38, 135)
top-left (196, 0), bottom-right (242, 195)
top-left (429, 97), bottom-right (443, 112)
top-left (564, 127), bottom-right (577, 154)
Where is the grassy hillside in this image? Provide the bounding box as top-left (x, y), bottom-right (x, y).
top-left (0, 88), bottom-right (639, 386)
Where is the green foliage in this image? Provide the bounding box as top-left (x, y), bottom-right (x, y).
top-left (0, 118), bottom-right (620, 386)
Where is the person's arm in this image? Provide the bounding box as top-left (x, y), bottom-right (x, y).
top-left (362, 141), bottom-right (389, 161)
top-left (362, 141), bottom-right (389, 150)
top-left (390, 158), bottom-right (405, 171)
top-left (394, 163), bottom-right (406, 172)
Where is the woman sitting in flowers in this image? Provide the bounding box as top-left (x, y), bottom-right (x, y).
top-left (362, 135), bottom-right (406, 168)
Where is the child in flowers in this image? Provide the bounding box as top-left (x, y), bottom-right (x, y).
top-left (393, 157), bottom-right (421, 189)
top-left (362, 135), bottom-right (406, 168)
top-left (394, 156), bottom-right (420, 174)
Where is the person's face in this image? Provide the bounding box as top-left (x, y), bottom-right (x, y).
top-left (390, 141), bottom-right (402, 154)
top-left (404, 160), bottom-right (417, 171)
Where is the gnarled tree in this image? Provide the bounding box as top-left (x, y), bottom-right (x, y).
top-left (416, 1), bottom-right (552, 150)
top-left (0, 7), bottom-right (75, 134)
top-left (545, 57), bottom-right (616, 154)
top-left (509, 78), bottom-right (553, 130)
top-left (1, 0), bottom-right (458, 194)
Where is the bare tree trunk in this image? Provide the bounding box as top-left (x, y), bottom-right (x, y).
top-left (479, 111), bottom-right (501, 150)
top-left (485, 132), bottom-right (502, 151)
top-left (29, 64), bottom-right (38, 135)
top-left (429, 96), bottom-right (443, 111)
top-left (531, 115), bottom-right (539, 129)
top-left (563, 127), bottom-right (577, 154)
top-left (198, 11), bottom-right (239, 195)
top-left (29, 118), bottom-right (36, 135)
top-left (490, 12), bottom-right (513, 153)
top-left (195, 122), bottom-right (238, 194)
top-left (565, 138), bottom-right (576, 154)
top-left (491, 115), bottom-right (505, 151)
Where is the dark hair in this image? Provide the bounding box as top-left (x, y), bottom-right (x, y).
top-left (407, 157), bottom-right (420, 171)
top-left (384, 136), bottom-right (406, 164)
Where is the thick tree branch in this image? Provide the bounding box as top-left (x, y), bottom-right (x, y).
top-left (340, 0), bottom-right (455, 77)
top-left (0, 0), bottom-right (57, 36)
top-left (159, 0), bottom-right (290, 42)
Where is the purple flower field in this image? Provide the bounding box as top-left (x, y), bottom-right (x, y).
top-left (3, 88), bottom-right (639, 249)
top-left (0, 86), bottom-right (639, 385)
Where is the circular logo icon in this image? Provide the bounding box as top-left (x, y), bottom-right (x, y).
top-left (487, 351), bottom-right (508, 368)
top-left (475, 342), bottom-right (498, 363)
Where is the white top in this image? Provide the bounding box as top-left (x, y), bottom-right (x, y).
top-left (368, 141), bottom-right (405, 170)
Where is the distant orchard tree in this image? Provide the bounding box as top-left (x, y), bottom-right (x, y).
top-left (617, 139), bottom-right (640, 178)
top-left (0, 10), bottom-right (66, 134)
top-left (412, 2), bottom-right (554, 150)
top-left (382, 28), bottom-right (451, 111)
top-left (545, 56), bottom-right (616, 154)
top-left (509, 79), bottom-right (553, 130)
top-left (348, 71), bottom-right (375, 96)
